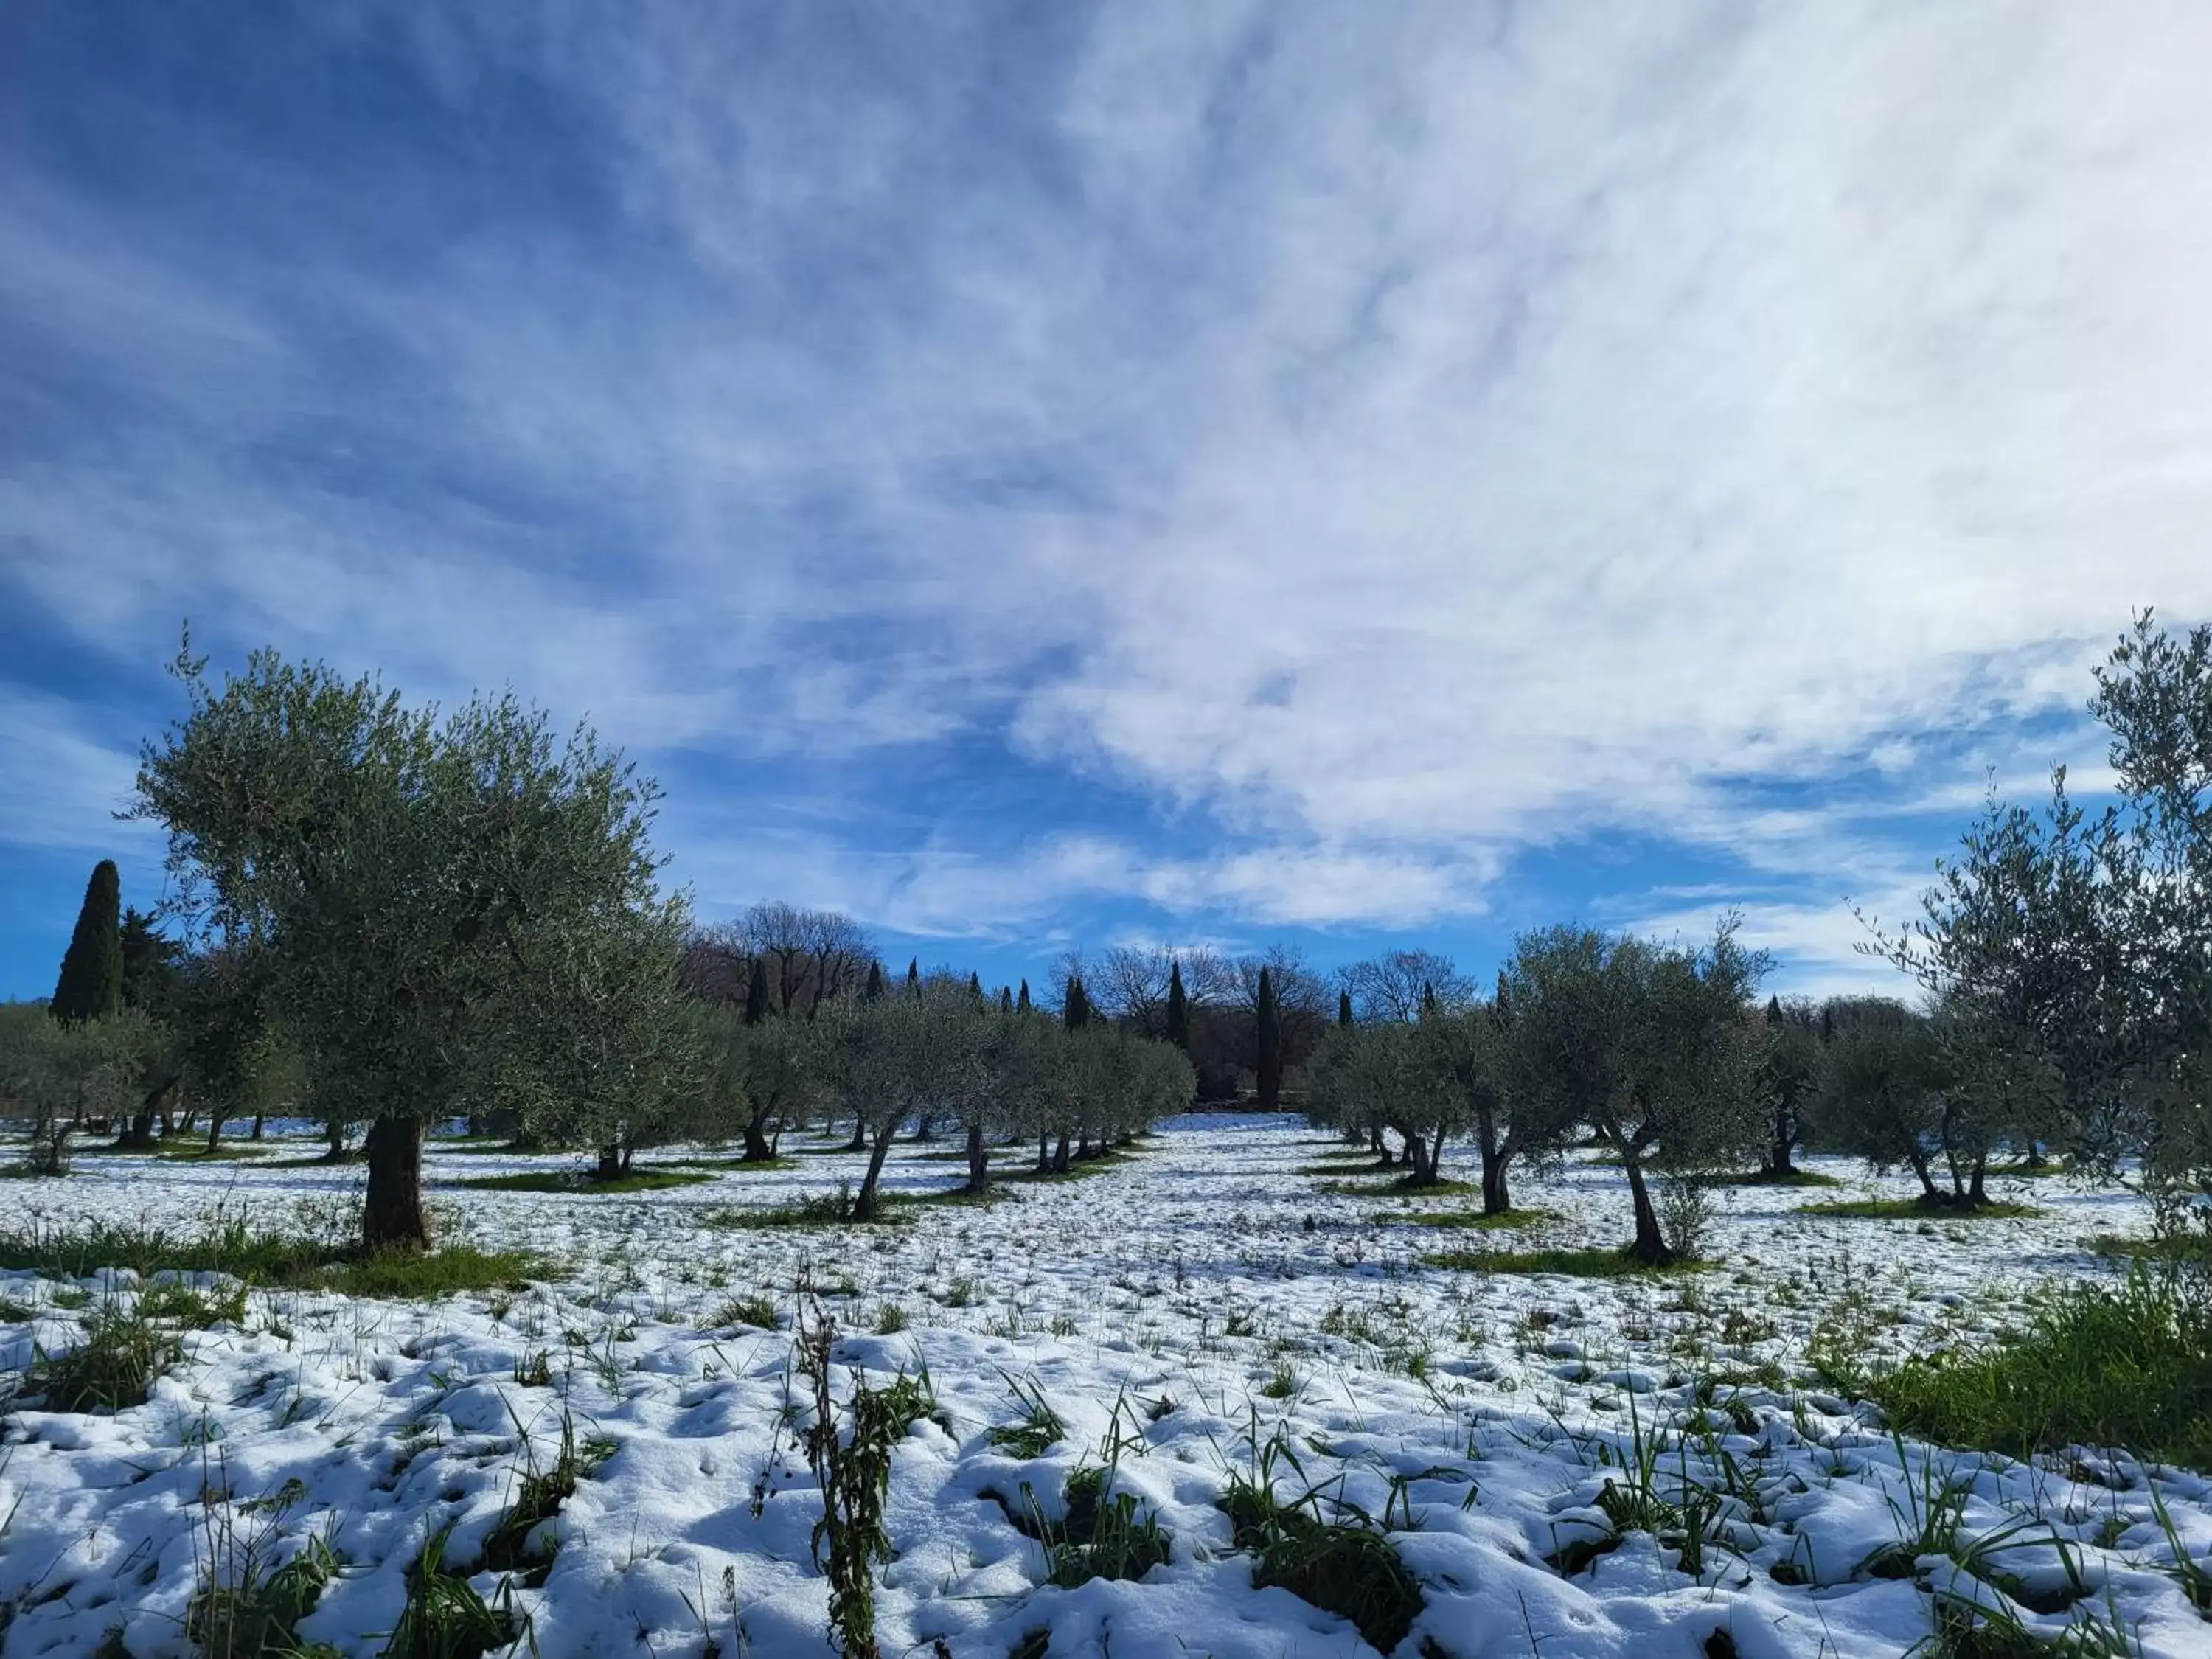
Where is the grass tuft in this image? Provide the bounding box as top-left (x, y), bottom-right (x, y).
top-left (712, 1293), bottom-right (780, 1330)
top-left (993, 1464), bottom-right (1172, 1588)
top-left (987, 1374), bottom-right (1069, 1460)
top-left (382, 1523), bottom-right (520, 1659)
top-left (1220, 1463), bottom-right (1423, 1652)
top-left (26, 1300), bottom-right (181, 1413)
top-left (482, 1412), bottom-right (610, 1578)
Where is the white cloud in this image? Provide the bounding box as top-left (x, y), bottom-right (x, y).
top-left (1018, 2), bottom-right (2212, 861)
top-left (0, 687), bottom-right (159, 857)
top-left (6, 2), bottom-right (2210, 954)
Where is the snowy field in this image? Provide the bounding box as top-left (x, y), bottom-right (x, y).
top-left (1, 1113), bottom-right (2208, 1658)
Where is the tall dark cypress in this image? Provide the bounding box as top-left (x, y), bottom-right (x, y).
top-left (1064, 976), bottom-right (1089, 1031)
top-left (1421, 981), bottom-right (1439, 1018)
top-left (744, 957), bottom-right (771, 1025)
top-left (1765, 993), bottom-right (1783, 1026)
top-left (1255, 966), bottom-right (1281, 1112)
top-left (1338, 989), bottom-right (1354, 1029)
top-left (1166, 960), bottom-right (1190, 1051)
top-left (864, 961), bottom-right (886, 1001)
top-left (1017, 980), bottom-right (1032, 1013)
top-left (969, 970), bottom-right (984, 1000)
top-left (906, 957), bottom-right (920, 994)
top-left (999, 986), bottom-right (1014, 1013)
top-left (51, 858), bottom-right (124, 1023)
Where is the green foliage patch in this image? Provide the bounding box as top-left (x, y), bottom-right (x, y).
top-left (1709, 1167), bottom-right (1844, 1189)
top-left (0, 1218), bottom-right (538, 1299)
top-left (1317, 1175), bottom-right (1476, 1199)
top-left (1850, 1267), bottom-right (2212, 1472)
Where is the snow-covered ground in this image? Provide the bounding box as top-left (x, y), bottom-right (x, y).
top-left (1, 1114), bottom-right (2206, 1657)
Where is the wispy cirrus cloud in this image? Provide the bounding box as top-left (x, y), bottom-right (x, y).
top-left (2, 1), bottom-right (2208, 995)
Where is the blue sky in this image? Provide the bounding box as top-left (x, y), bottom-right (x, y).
top-left (5, 1), bottom-right (2212, 1005)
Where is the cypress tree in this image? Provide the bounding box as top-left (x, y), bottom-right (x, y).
top-left (744, 957), bottom-right (771, 1025)
top-left (969, 970), bottom-right (984, 1000)
top-left (1255, 966), bottom-right (1281, 1112)
top-left (1166, 960), bottom-right (1190, 1051)
top-left (51, 858), bottom-right (124, 1023)
top-left (1064, 976), bottom-right (1089, 1032)
top-left (864, 961), bottom-right (886, 1001)
top-left (1765, 992), bottom-right (1783, 1026)
top-left (1422, 981), bottom-right (1439, 1018)
top-left (1338, 988), bottom-right (1353, 1028)
top-left (999, 986), bottom-right (1013, 1013)
top-left (1017, 980), bottom-right (1032, 1013)
top-left (906, 957), bottom-right (920, 994)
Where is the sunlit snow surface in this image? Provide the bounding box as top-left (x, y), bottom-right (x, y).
top-left (1, 1114), bottom-right (2207, 1657)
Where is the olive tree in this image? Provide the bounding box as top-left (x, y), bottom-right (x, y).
top-left (1756, 995), bottom-right (1824, 1178)
top-left (509, 905), bottom-right (704, 1179)
top-left (1505, 922), bottom-right (1767, 1262)
top-left (132, 644), bottom-right (678, 1251)
top-left (820, 984), bottom-right (958, 1220)
top-left (742, 1012), bottom-right (832, 1161)
top-left (1815, 997), bottom-right (1952, 1197)
top-left (1432, 978), bottom-right (1572, 1214)
top-left (0, 1003), bottom-right (161, 1174)
top-left (1307, 1018), bottom-right (1459, 1183)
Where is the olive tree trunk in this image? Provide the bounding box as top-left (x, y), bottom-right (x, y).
top-left (363, 1115), bottom-right (430, 1251)
top-left (963, 1121), bottom-right (990, 1194)
top-left (1620, 1153), bottom-right (1672, 1265)
top-left (852, 1124), bottom-right (897, 1221)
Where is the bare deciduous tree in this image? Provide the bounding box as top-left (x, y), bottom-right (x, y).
top-left (733, 902), bottom-right (875, 1018)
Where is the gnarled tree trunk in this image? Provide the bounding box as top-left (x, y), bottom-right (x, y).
top-left (363, 1115), bottom-right (429, 1251)
top-left (852, 1124), bottom-right (897, 1220)
top-left (1621, 1154), bottom-right (1672, 1265)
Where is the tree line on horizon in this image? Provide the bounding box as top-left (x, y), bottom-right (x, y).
top-left (7, 611), bottom-right (2212, 1267)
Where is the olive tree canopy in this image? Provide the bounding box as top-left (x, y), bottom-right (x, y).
top-left (132, 641), bottom-right (683, 1250)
